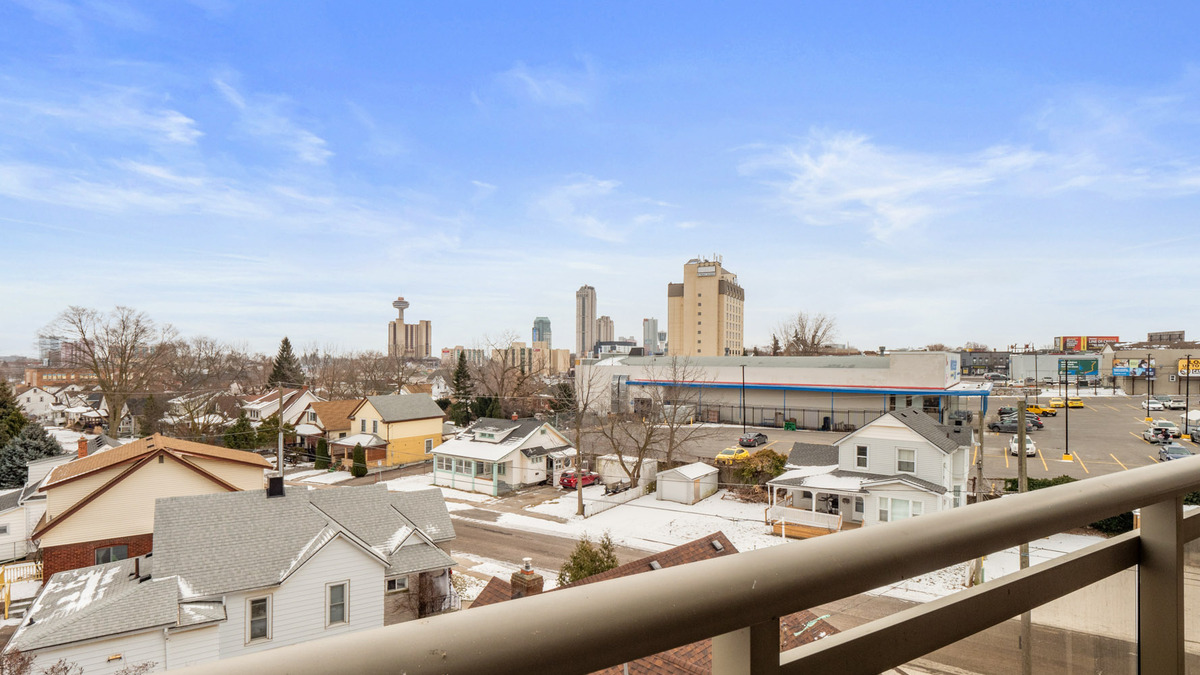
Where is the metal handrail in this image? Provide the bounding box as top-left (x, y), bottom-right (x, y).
top-left (173, 456), bottom-right (1200, 675)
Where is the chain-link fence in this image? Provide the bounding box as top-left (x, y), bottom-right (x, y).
top-left (696, 404), bottom-right (889, 432)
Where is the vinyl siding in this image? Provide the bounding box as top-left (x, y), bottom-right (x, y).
top-left (218, 535), bottom-right (385, 659)
top-left (184, 457), bottom-right (266, 490)
top-left (47, 465), bottom-right (126, 518)
top-left (28, 628), bottom-right (167, 675)
top-left (0, 504), bottom-right (30, 560)
top-left (837, 420), bottom-right (946, 486)
top-left (166, 625), bottom-right (220, 670)
top-left (40, 456), bottom-right (236, 548)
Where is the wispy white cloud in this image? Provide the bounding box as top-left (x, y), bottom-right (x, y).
top-left (531, 175), bottom-right (630, 242)
top-left (471, 180), bottom-right (497, 202)
top-left (0, 89), bottom-right (202, 145)
top-left (495, 60), bottom-right (597, 107)
top-left (213, 76), bottom-right (332, 165)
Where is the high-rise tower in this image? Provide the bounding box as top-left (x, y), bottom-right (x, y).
top-left (532, 316), bottom-right (552, 349)
top-left (575, 285), bottom-right (596, 359)
top-left (667, 256), bottom-right (744, 357)
top-left (387, 296), bottom-right (432, 359)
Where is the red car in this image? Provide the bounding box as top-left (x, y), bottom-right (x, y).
top-left (560, 470), bottom-right (600, 489)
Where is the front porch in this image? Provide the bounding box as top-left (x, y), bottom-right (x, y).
top-left (765, 481), bottom-right (865, 539)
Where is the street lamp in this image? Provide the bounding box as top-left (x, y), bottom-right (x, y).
top-left (1186, 353), bottom-right (1193, 439)
top-left (741, 364), bottom-right (747, 434)
top-left (1147, 352), bottom-right (1153, 419)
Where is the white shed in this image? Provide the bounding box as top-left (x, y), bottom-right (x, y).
top-left (595, 454), bottom-right (658, 488)
top-left (656, 462), bottom-right (719, 505)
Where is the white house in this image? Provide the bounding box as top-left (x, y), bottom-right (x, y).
top-left (241, 388), bottom-right (323, 426)
top-left (656, 462), bottom-right (718, 505)
top-left (6, 483), bottom-right (456, 674)
top-left (0, 451), bottom-right (75, 562)
top-left (14, 386), bottom-right (55, 422)
top-left (766, 408), bottom-right (972, 538)
top-left (432, 418), bottom-right (575, 496)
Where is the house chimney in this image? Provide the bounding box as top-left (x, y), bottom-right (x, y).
top-left (511, 412), bottom-right (519, 421)
top-left (267, 474), bottom-right (285, 498)
top-left (509, 557), bottom-right (543, 599)
top-left (77, 436), bottom-right (89, 459)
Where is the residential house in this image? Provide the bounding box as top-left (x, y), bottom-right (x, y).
top-left (14, 386), bottom-right (55, 422)
top-left (399, 383), bottom-right (433, 396)
top-left (432, 417), bottom-right (575, 496)
top-left (346, 395), bottom-right (445, 466)
top-left (470, 532), bottom-right (838, 673)
top-left (765, 408), bottom-right (972, 538)
top-left (241, 388), bottom-right (323, 427)
top-left (0, 452), bottom-right (75, 562)
top-left (32, 434), bottom-right (272, 579)
top-left (6, 484), bottom-right (457, 673)
top-left (294, 399), bottom-right (359, 449)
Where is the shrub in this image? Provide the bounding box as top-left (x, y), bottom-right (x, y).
top-left (314, 438), bottom-right (330, 470)
top-left (351, 443), bottom-right (367, 478)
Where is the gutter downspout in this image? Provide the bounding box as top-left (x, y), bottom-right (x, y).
top-left (163, 627), bottom-right (170, 671)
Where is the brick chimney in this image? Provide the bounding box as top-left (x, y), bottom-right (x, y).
top-left (77, 436), bottom-right (89, 459)
top-left (510, 557), bottom-right (543, 599)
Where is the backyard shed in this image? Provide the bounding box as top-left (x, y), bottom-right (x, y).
top-left (596, 454), bottom-right (658, 488)
top-left (656, 462), bottom-right (719, 505)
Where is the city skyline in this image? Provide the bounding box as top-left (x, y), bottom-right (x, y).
top-left (4, 3), bottom-right (1200, 355)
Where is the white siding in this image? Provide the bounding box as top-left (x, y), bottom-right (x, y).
top-left (0, 505), bottom-right (29, 561)
top-left (218, 535), bottom-right (384, 660)
top-left (865, 487), bottom-right (942, 527)
top-left (29, 629), bottom-right (167, 675)
top-left (836, 420), bottom-right (946, 486)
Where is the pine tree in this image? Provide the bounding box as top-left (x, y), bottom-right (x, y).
top-left (770, 335), bottom-right (782, 357)
top-left (255, 414), bottom-right (294, 449)
top-left (351, 443), bottom-right (367, 478)
top-left (224, 411), bottom-right (256, 449)
top-left (486, 398), bottom-right (503, 419)
top-left (0, 423), bottom-right (64, 488)
top-left (0, 383), bottom-right (28, 450)
top-left (267, 337), bottom-right (304, 387)
top-left (452, 352), bottom-right (473, 399)
top-left (556, 532), bottom-right (620, 586)
top-left (314, 438), bottom-right (330, 470)
top-left (138, 394), bottom-right (168, 436)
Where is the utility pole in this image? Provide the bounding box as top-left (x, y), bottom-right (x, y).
top-left (278, 385), bottom-right (285, 478)
top-left (740, 365), bottom-right (747, 433)
top-left (1017, 404), bottom-right (1032, 675)
top-left (1186, 354), bottom-right (1193, 441)
top-left (970, 410), bottom-right (986, 586)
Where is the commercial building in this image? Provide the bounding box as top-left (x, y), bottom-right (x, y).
top-left (1052, 336), bottom-right (1119, 352)
top-left (596, 315), bottom-right (615, 344)
top-left (958, 350), bottom-right (1010, 375)
top-left (667, 256), bottom-right (744, 357)
top-left (22, 367), bottom-right (97, 389)
top-left (491, 342), bottom-right (572, 376)
top-left (575, 285), bottom-right (596, 359)
top-left (577, 352), bottom-right (987, 430)
top-left (642, 318), bottom-right (660, 354)
top-left (1148, 330), bottom-right (1186, 344)
top-left (440, 346), bottom-right (486, 367)
top-left (1108, 341), bottom-right (1200, 396)
top-left (387, 297), bottom-right (432, 359)
top-left (532, 316), bottom-right (552, 348)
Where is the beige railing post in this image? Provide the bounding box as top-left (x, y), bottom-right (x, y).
top-left (1139, 496), bottom-right (1184, 673)
top-left (712, 618), bottom-right (779, 675)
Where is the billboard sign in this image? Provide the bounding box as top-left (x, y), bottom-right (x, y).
top-left (1056, 336), bottom-right (1083, 351)
top-left (1058, 358), bottom-right (1098, 377)
top-left (1178, 359), bottom-right (1200, 378)
top-left (1084, 336), bottom-right (1120, 349)
top-left (1113, 358), bottom-right (1156, 377)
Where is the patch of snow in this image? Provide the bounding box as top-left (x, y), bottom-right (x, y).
top-left (777, 465), bottom-right (838, 478)
top-left (455, 552), bottom-right (560, 590)
top-left (280, 527), bottom-right (338, 579)
top-left (300, 471), bottom-right (355, 485)
top-left (384, 473), bottom-right (495, 503)
top-left (378, 525), bottom-right (413, 555)
top-left (454, 574), bottom-right (489, 602)
top-left (8, 580), bottom-right (41, 601)
top-left (287, 469), bottom-right (326, 480)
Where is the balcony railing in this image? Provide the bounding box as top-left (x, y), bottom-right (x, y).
top-left (174, 455), bottom-right (1200, 674)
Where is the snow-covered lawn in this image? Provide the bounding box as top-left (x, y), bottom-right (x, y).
top-left (981, 533), bottom-right (1103, 581)
top-left (286, 469), bottom-right (326, 481)
top-left (454, 552), bottom-right (560, 591)
top-left (384, 473), bottom-right (495, 503)
top-left (453, 573), bottom-right (490, 603)
top-left (298, 471), bottom-right (355, 485)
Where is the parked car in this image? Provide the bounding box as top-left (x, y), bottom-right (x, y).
top-left (1008, 434), bottom-right (1036, 457)
top-left (948, 409), bottom-right (973, 423)
top-left (1143, 421), bottom-right (1182, 442)
top-left (1142, 399), bottom-right (1165, 411)
top-left (738, 432), bottom-right (768, 447)
top-left (983, 373), bottom-right (1007, 381)
top-left (1153, 395), bottom-right (1174, 407)
top-left (559, 470), bottom-right (601, 489)
top-left (1042, 376), bottom-right (1056, 385)
top-left (1067, 398), bottom-right (1084, 408)
top-left (997, 406), bottom-right (1018, 417)
top-left (988, 418), bottom-right (1034, 433)
top-left (1159, 442), bottom-right (1195, 462)
top-left (715, 447), bottom-right (751, 465)
top-left (1048, 397), bottom-right (1065, 408)
top-left (1165, 398), bottom-right (1187, 410)
top-left (1026, 404), bottom-right (1057, 417)
top-left (1001, 413), bottom-right (1043, 429)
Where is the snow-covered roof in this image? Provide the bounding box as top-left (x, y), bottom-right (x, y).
top-left (294, 423), bottom-right (323, 436)
top-left (331, 432), bottom-right (387, 448)
top-left (658, 462), bottom-right (717, 480)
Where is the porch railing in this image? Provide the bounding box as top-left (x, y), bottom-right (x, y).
top-left (418, 592), bottom-right (461, 618)
top-left (766, 504), bottom-right (842, 531)
top-left (174, 455), bottom-right (1200, 675)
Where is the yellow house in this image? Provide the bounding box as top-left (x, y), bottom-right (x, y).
top-left (32, 434), bottom-right (271, 579)
top-left (347, 395), bottom-right (446, 466)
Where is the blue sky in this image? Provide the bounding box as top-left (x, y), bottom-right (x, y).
top-left (3, 1), bottom-right (1200, 357)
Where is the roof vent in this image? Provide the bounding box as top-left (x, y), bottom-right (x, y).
top-left (267, 475), bottom-right (285, 498)
top-left (649, 560), bottom-right (662, 570)
top-left (711, 540), bottom-right (725, 552)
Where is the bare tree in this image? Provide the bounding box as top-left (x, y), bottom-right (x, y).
top-left (772, 312), bottom-right (838, 356)
top-left (474, 332), bottom-right (541, 417)
top-left (570, 366), bottom-right (608, 516)
top-left (43, 307), bottom-right (177, 438)
top-left (925, 343), bottom-right (950, 352)
top-left (963, 341), bottom-right (989, 351)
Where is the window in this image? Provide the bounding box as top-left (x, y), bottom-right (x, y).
top-left (897, 449), bottom-right (916, 473)
top-left (425, 438), bottom-right (433, 454)
top-left (360, 419), bottom-right (366, 433)
top-left (248, 597), bottom-right (271, 642)
top-left (854, 498), bottom-right (864, 514)
top-left (0, 525), bottom-right (9, 536)
top-left (879, 497), bottom-right (920, 522)
top-left (327, 582), bottom-right (348, 626)
top-left (95, 545), bottom-right (128, 565)
top-left (307, 411), bottom-right (317, 423)
top-left (496, 463), bottom-right (506, 476)
top-left (387, 577), bottom-right (409, 593)
top-left (372, 420), bottom-right (378, 434)
top-left (855, 445), bottom-right (868, 469)
top-left (436, 456), bottom-right (452, 471)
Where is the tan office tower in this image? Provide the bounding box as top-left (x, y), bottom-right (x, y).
top-left (667, 256), bottom-right (744, 356)
top-left (576, 285), bottom-right (597, 359)
top-left (387, 297), bottom-right (433, 359)
top-left (596, 315), bottom-right (615, 344)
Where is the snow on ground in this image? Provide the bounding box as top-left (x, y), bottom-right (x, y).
top-left (981, 532), bottom-right (1104, 582)
top-left (383, 474), bottom-right (496, 503)
top-left (453, 573), bottom-right (490, 602)
top-left (287, 469), bottom-right (326, 480)
top-left (455, 552), bottom-right (560, 590)
top-left (299, 471), bottom-right (355, 485)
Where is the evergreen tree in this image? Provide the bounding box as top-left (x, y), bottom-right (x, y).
top-left (446, 401), bottom-right (471, 427)
top-left (434, 397), bottom-right (451, 411)
top-left (470, 396), bottom-right (496, 420)
top-left (314, 438), bottom-right (330, 470)
top-left (486, 398), bottom-right (503, 419)
top-left (255, 414), bottom-right (295, 449)
top-left (0, 383), bottom-right (28, 450)
top-left (267, 337), bottom-right (304, 387)
top-left (549, 382), bottom-right (576, 413)
top-left (138, 394), bottom-right (168, 436)
top-left (452, 352), bottom-right (473, 399)
top-left (0, 423), bottom-right (64, 488)
top-left (223, 411), bottom-right (256, 449)
top-left (351, 443), bottom-right (367, 478)
top-left (556, 532), bottom-right (620, 586)
top-left (770, 335), bottom-right (782, 356)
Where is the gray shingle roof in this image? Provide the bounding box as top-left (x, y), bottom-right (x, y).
top-left (860, 474), bottom-right (948, 495)
top-left (387, 542), bottom-right (456, 577)
top-left (0, 489), bottom-right (21, 514)
top-left (364, 394), bottom-right (445, 423)
top-left (785, 442), bottom-right (838, 467)
top-left (888, 409), bottom-right (964, 453)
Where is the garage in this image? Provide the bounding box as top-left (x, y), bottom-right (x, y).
top-left (656, 462), bottom-right (719, 505)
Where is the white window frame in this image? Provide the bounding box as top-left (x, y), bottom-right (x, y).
top-left (372, 420), bottom-right (378, 434)
top-left (425, 438), bottom-right (433, 454)
top-left (896, 448), bottom-right (916, 474)
top-left (360, 419), bottom-right (366, 433)
top-left (246, 595), bottom-right (272, 643)
top-left (855, 445), bottom-right (868, 469)
top-left (878, 497), bottom-right (890, 523)
top-left (0, 525), bottom-right (9, 536)
top-left (387, 576), bottom-right (409, 593)
top-left (326, 581), bottom-right (349, 627)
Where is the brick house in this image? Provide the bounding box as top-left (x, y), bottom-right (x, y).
top-left (32, 434), bottom-right (271, 579)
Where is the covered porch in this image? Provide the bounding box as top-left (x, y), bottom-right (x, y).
top-left (766, 470), bottom-right (866, 539)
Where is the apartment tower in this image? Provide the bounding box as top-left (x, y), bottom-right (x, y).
top-left (667, 256), bottom-right (744, 356)
top-left (643, 318), bottom-right (660, 354)
top-left (596, 316), bottom-right (615, 345)
top-left (387, 297), bottom-right (432, 359)
top-left (575, 285), bottom-right (597, 359)
top-left (532, 316), bottom-right (552, 349)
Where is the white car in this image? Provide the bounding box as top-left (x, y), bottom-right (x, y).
top-left (1009, 434), bottom-right (1036, 457)
top-left (1142, 400), bottom-right (1165, 411)
top-left (1165, 398), bottom-right (1187, 410)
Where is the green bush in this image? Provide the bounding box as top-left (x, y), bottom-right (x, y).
top-left (351, 443), bottom-right (367, 478)
top-left (314, 438), bottom-right (330, 470)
